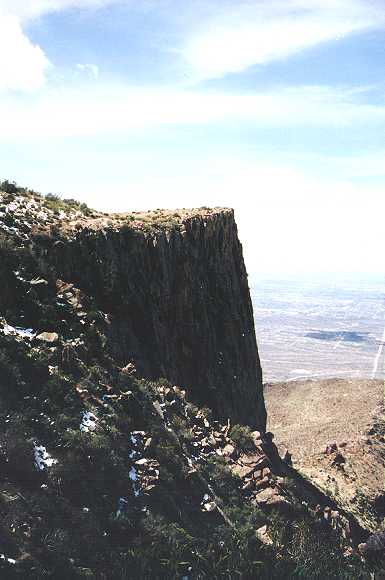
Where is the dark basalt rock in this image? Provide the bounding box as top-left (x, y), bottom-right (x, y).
top-left (48, 209), bottom-right (266, 430)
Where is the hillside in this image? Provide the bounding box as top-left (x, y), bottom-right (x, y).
top-left (0, 182), bottom-right (382, 578)
top-left (265, 378), bottom-right (384, 532)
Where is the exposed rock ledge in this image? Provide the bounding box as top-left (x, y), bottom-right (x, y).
top-left (42, 207), bottom-right (266, 430)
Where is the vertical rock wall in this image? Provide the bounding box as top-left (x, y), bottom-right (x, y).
top-left (50, 209), bottom-right (266, 430)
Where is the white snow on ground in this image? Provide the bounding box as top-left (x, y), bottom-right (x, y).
top-left (80, 411), bottom-right (98, 433)
top-left (0, 554), bottom-right (16, 565)
top-left (1, 324), bottom-right (35, 339)
top-left (33, 443), bottom-right (58, 471)
top-left (129, 467), bottom-right (141, 497)
top-left (13, 270), bottom-right (27, 282)
top-left (128, 432), bottom-right (144, 496)
top-left (129, 467), bottom-right (137, 481)
top-left (129, 432), bottom-right (141, 458)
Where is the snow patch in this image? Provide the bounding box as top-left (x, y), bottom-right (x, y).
top-left (129, 467), bottom-right (141, 497)
top-left (80, 411), bottom-right (98, 433)
top-left (0, 554), bottom-right (16, 565)
top-left (129, 432), bottom-right (141, 459)
top-left (129, 467), bottom-right (138, 482)
top-left (1, 324), bottom-right (35, 339)
top-left (33, 443), bottom-right (57, 471)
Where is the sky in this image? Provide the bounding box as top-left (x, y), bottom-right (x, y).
top-left (0, 0), bottom-right (384, 278)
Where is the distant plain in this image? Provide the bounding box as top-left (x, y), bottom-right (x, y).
top-left (250, 277), bottom-right (385, 383)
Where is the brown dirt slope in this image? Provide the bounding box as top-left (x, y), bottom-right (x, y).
top-left (265, 378), bottom-right (384, 532)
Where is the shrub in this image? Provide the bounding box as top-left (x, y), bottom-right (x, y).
top-left (43, 193), bottom-right (93, 216)
top-left (0, 179), bottom-right (19, 194)
top-left (229, 424), bottom-right (256, 452)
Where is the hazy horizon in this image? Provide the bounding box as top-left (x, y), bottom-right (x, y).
top-left (250, 276), bottom-right (385, 382)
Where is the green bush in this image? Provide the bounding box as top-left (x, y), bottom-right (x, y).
top-left (229, 424), bottom-right (256, 452)
top-left (44, 193), bottom-right (93, 216)
top-left (0, 179), bottom-right (19, 194)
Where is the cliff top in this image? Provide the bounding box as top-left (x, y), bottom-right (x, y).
top-left (0, 182), bottom-right (232, 242)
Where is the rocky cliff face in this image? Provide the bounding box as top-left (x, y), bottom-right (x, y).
top-left (48, 208), bottom-right (266, 430)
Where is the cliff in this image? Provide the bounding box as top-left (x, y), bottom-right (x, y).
top-left (0, 185), bottom-right (378, 578)
top-left (46, 208), bottom-right (266, 430)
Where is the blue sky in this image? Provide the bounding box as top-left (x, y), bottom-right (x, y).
top-left (0, 0), bottom-right (384, 277)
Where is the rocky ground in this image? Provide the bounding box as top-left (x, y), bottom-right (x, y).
top-left (0, 185), bottom-right (226, 243)
top-left (0, 182), bottom-right (383, 577)
top-left (265, 378), bottom-right (384, 531)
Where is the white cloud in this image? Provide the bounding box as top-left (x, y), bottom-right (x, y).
top-left (0, 13), bottom-right (50, 91)
top-left (0, 0), bottom-right (116, 92)
top-left (1, 0), bottom-right (384, 93)
top-left (0, 83), bottom-right (384, 139)
top-left (183, 0), bottom-right (385, 80)
top-left (76, 63), bottom-right (99, 78)
top-left (0, 0), bottom-right (119, 21)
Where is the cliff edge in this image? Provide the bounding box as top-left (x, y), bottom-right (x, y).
top-left (49, 208), bottom-right (266, 430)
top-left (1, 189), bottom-right (266, 430)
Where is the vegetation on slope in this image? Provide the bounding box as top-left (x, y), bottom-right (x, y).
top-left (0, 182), bottom-right (382, 578)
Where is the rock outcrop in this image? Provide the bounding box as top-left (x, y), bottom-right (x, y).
top-left (47, 208), bottom-right (266, 430)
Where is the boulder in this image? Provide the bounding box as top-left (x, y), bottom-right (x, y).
top-left (29, 278), bottom-right (48, 286)
top-left (331, 452), bottom-right (345, 466)
top-left (222, 443), bottom-right (235, 458)
top-left (135, 458), bottom-right (148, 466)
top-left (242, 479), bottom-right (255, 491)
top-left (252, 430), bottom-right (262, 443)
top-left (232, 463), bottom-right (256, 479)
top-left (254, 476), bottom-right (270, 491)
top-left (202, 501), bottom-right (217, 512)
top-left (36, 332), bottom-right (59, 343)
top-left (254, 487), bottom-right (290, 510)
top-left (256, 525), bottom-right (273, 546)
top-left (253, 487), bottom-right (277, 503)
